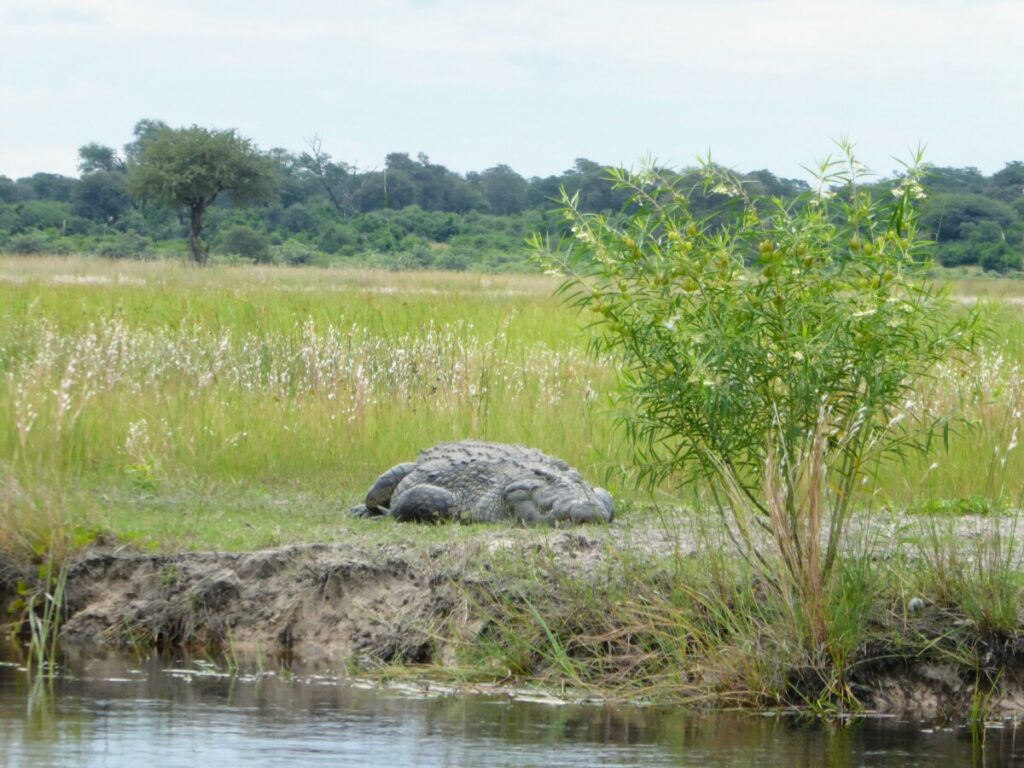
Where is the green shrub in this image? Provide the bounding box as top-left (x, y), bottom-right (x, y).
top-left (281, 203), bottom-right (318, 234)
top-left (13, 200), bottom-right (70, 231)
top-left (317, 223), bottom-right (358, 254)
top-left (979, 244), bottom-right (1023, 273)
top-left (270, 238), bottom-right (319, 265)
top-left (9, 232), bottom-right (57, 254)
top-left (535, 144), bottom-right (980, 650)
top-left (436, 248), bottom-right (471, 271)
top-left (219, 224), bottom-right (271, 263)
top-left (95, 232), bottom-right (153, 259)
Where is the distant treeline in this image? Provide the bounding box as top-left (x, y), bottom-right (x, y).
top-left (1, 119), bottom-right (1022, 272)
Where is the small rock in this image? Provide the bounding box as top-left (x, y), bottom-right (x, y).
top-left (486, 538), bottom-right (515, 555)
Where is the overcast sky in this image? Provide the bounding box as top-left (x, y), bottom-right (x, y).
top-left (1, 0), bottom-right (1021, 182)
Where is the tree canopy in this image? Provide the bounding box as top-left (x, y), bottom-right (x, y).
top-left (129, 125), bottom-right (275, 263)
top-left (1, 118), bottom-right (1021, 272)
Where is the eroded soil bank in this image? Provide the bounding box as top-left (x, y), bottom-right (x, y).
top-left (2, 521), bottom-right (1023, 722)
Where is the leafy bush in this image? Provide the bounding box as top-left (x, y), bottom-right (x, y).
top-left (0, 204), bottom-right (18, 233)
top-left (95, 232), bottom-right (153, 259)
top-left (921, 193), bottom-right (1016, 242)
top-left (317, 223), bottom-right (358, 254)
top-left (14, 201), bottom-right (70, 232)
top-left (8, 232), bottom-right (58, 254)
top-left (73, 171), bottom-right (131, 222)
top-left (270, 238), bottom-right (320, 265)
top-left (536, 145), bottom-right (980, 649)
top-left (281, 203), bottom-right (319, 235)
top-left (435, 248), bottom-right (472, 271)
top-left (979, 246), bottom-right (1023, 273)
top-left (219, 225), bottom-right (270, 263)
top-left (0, 176), bottom-right (17, 204)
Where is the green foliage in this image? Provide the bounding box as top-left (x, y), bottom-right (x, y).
top-left (8, 232), bottom-right (59, 254)
top-left (10, 200), bottom-right (72, 232)
top-left (73, 170), bottom-right (131, 222)
top-left (317, 222), bottom-right (358, 254)
top-left (77, 142), bottom-right (125, 174)
top-left (0, 176), bottom-right (18, 204)
top-left (25, 559), bottom-right (68, 676)
top-left (921, 193), bottom-right (1016, 242)
top-left (979, 247), bottom-right (1023, 274)
top-left (122, 118), bottom-right (170, 163)
top-left (15, 172), bottom-right (77, 202)
top-left (988, 161), bottom-right (1024, 203)
top-left (537, 144), bottom-right (980, 648)
top-left (923, 166), bottom-right (988, 195)
top-left (1, 117), bottom-right (1021, 274)
top-left (129, 125), bottom-right (276, 264)
top-left (270, 237), bottom-right (319, 265)
top-left (913, 495), bottom-right (1003, 517)
top-left (94, 231), bottom-right (153, 259)
top-left (218, 224), bottom-right (270, 263)
top-left (468, 164), bottom-right (531, 214)
top-left (280, 203), bottom-right (319, 234)
top-left (913, 518), bottom-right (1024, 636)
top-left (918, 191), bottom-right (1022, 271)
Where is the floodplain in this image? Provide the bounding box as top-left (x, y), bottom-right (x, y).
top-left (2, 255), bottom-right (1024, 719)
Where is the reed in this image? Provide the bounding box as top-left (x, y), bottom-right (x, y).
top-left (25, 559), bottom-right (68, 677)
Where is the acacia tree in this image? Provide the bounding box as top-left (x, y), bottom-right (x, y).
top-left (129, 126), bottom-right (275, 264)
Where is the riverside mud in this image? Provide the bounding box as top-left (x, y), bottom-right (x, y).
top-left (2, 521), bottom-right (1023, 721)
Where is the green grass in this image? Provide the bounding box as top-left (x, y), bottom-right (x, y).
top-left (444, 508), bottom-right (1024, 711)
top-left (0, 255), bottom-right (633, 552)
top-left (3, 253), bottom-right (1024, 712)
top-left (871, 301), bottom-right (1024, 511)
top-left (1, 254), bottom-right (1023, 555)
top-left (0, 256), bottom-right (578, 342)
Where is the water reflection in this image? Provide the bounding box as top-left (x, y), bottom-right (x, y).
top-left (0, 652), bottom-right (1022, 767)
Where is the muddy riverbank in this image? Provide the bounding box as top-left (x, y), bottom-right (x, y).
top-left (2, 518), bottom-right (1023, 721)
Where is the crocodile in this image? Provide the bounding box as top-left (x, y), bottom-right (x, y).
top-left (350, 440), bottom-right (614, 525)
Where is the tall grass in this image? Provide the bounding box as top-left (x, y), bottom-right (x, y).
top-left (0, 255), bottom-right (1022, 551)
top-left (0, 256), bottom-right (630, 548)
top-left (1, 313), bottom-right (612, 482)
top-left (875, 303), bottom-right (1024, 510)
top-left (459, 516), bottom-right (895, 709)
top-left (457, 508), bottom-right (1024, 710)
top-left (3, 255), bottom-right (1024, 710)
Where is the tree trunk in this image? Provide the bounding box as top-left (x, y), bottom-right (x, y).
top-left (188, 204), bottom-right (208, 265)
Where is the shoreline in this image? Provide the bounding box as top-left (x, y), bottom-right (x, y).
top-left (3, 515), bottom-right (1023, 722)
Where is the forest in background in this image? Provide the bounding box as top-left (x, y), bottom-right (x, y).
top-left (1, 119), bottom-right (1022, 272)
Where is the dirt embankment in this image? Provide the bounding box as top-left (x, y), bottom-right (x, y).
top-left (2, 524), bottom-right (1023, 721)
top-left (35, 542), bottom-right (472, 665)
top-left (1, 530), bottom-right (609, 663)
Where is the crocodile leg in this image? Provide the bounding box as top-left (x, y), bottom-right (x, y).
top-left (390, 484), bottom-right (457, 523)
top-left (350, 462), bottom-right (417, 517)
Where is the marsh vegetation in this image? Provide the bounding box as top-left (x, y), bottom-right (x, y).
top-left (0, 248), bottom-right (1023, 715)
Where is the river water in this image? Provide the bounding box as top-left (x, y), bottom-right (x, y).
top-left (1, 653), bottom-right (1022, 767)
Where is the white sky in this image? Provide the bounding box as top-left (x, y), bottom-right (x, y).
top-left (1, 0), bottom-right (1021, 182)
